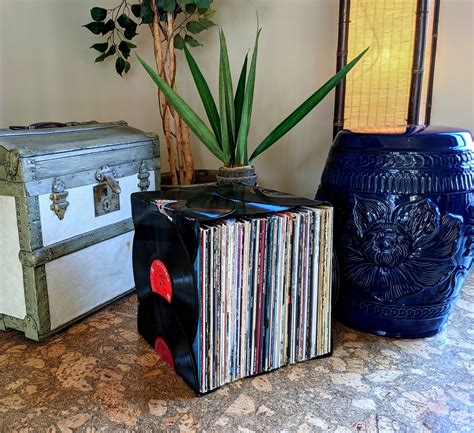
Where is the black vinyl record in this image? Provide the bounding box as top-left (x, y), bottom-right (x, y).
top-left (138, 294), bottom-right (198, 391)
top-left (133, 212), bottom-right (197, 342)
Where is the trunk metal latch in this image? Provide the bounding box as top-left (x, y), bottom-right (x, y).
top-left (94, 165), bottom-right (121, 217)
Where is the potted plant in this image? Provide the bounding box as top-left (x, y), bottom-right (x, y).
top-left (83, 0), bottom-right (218, 185)
top-left (135, 26), bottom-right (367, 185)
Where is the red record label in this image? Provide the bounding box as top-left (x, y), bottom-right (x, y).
top-left (150, 259), bottom-right (173, 303)
top-left (155, 337), bottom-right (175, 370)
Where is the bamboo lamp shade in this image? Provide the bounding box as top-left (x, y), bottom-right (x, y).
top-left (333, 0), bottom-right (440, 136)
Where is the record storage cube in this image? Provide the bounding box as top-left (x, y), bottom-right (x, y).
top-left (132, 186), bottom-right (333, 393)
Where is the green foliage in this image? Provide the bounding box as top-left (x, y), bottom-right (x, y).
top-left (91, 7), bottom-right (107, 22)
top-left (184, 34), bottom-right (202, 47)
top-left (136, 52), bottom-right (224, 161)
top-left (137, 28), bottom-right (368, 166)
top-left (83, 21), bottom-right (104, 35)
top-left (84, 0), bottom-right (216, 76)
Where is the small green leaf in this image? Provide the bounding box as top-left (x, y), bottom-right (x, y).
top-left (102, 19), bottom-right (115, 34)
top-left (124, 60), bottom-right (131, 74)
top-left (124, 27), bottom-right (138, 40)
top-left (198, 18), bottom-right (215, 30)
top-left (185, 4), bottom-right (196, 13)
top-left (197, 8), bottom-right (208, 15)
top-left (174, 34), bottom-right (185, 50)
top-left (83, 22), bottom-right (104, 35)
top-left (90, 42), bottom-right (109, 53)
top-left (131, 4), bottom-right (141, 18)
top-left (195, 0), bottom-right (211, 9)
top-left (204, 9), bottom-right (215, 19)
top-left (157, 0), bottom-right (176, 13)
top-left (116, 57), bottom-right (126, 76)
top-left (119, 40), bottom-right (131, 58)
top-left (184, 34), bottom-right (203, 47)
top-left (136, 53), bottom-right (224, 162)
top-left (90, 7), bottom-right (107, 22)
top-left (94, 45), bottom-right (114, 63)
top-left (126, 42), bottom-right (137, 49)
top-left (186, 20), bottom-right (205, 34)
top-left (105, 45), bottom-right (116, 57)
top-left (95, 53), bottom-right (107, 63)
top-left (117, 14), bottom-right (130, 28)
top-left (140, 0), bottom-right (153, 24)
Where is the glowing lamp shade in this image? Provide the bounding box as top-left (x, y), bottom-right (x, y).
top-left (334, 0), bottom-right (440, 135)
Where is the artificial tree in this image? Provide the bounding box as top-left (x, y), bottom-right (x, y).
top-left (83, 0), bottom-right (217, 185)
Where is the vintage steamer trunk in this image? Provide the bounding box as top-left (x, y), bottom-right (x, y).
top-left (0, 121), bottom-right (159, 340)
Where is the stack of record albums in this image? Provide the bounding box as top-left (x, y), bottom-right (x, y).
top-left (132, 185), bottom-right (333, 394)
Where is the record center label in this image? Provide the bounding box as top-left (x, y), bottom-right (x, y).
top-left (150, 260), bottom-right (173, 303)
top-left (155, 337), bottom-right (175, 370)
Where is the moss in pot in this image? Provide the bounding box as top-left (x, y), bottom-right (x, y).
top-left (137, 26), bottom-right (367, 186)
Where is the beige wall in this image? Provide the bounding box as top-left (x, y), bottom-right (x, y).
top-left (1, 0), bottom-right (473, 197)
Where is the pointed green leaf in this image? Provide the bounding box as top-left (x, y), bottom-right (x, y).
top-left (185, 4), bottom-right (197, 14)
top-left (235, 28), bottom-right (261, 166)
top-left (119, 40), bottom-right (131, 58)
top-left (249, 47), bottom-right (368, 161)
top-left (184, 34), bottom-right (203, 47)
top-left (234, 54), bottom-right (248, 140)
top-left (174, 34), bottom-right (185, 50)
top-left (105, 45), bottom-right (116, 57)
top-left (83, 21), bottom-right (104, 35)
top-left (94, 53), bottom-right (107, 63)
top-left (102, 19), bottom-right (115, 35)
top-left (186, 20), bottom-right (206, 34)
top-left (204, 9), bottom-right (216, 19)
top-left (195, 0), bottom-right (211, 8)
top-left (90, 42), bottom-right (109, 53)
top-left (91, 7), bottom-right (107, 22)
top-left (115, 57), bottom-right (126, 76)
top-left (157, 0), bottom-right (176, 13)
top-left (140, 0), bottom-right (153, 24)
top-left (131, 4), bottom-right (141, 18)
top-left (198, 18), bottom-right (216, 30)
top-left (136, 53), bottom-right (224, 162)
top-left (218, 29), bottom-right (235, 165)
top-left (183, 44), bottom-right (221, 144)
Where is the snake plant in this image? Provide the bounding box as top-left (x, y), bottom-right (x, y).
top-left (137, 28), bottom-right (367, 167)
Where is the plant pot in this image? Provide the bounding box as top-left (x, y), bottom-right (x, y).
top-left (317, 126), bottom-right (474, 338)
top-left (215, 165), bottom-right (258, 186)
top-left (161, 169), bottom-right (218, 187)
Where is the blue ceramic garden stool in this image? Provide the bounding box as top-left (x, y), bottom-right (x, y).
top-left (317, 126), bottom-right (474, 338)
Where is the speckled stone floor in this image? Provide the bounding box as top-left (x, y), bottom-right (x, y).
top-left (1, 277), bottom-right (473, 432)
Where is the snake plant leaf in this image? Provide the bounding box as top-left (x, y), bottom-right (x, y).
top-left (235, 28), bottom-right (261, 166)
top-left (183, 44), bottom-right (221, 144)
top-left (136, 53), bottom-right (224, 162)
top-left (218, 29), bottom-right (235, 165)
top-left (249, 47), bottom-right (369, 162)
top-left (234, 54), bottom-right (248, 140)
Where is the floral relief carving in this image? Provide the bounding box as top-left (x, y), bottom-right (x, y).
top-left (341, 196), bottom-right (463, 302)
